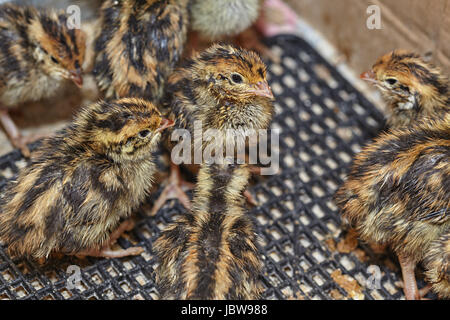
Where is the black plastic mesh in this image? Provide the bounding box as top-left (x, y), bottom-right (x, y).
top-left (0, 35), bottom-right (433, 300)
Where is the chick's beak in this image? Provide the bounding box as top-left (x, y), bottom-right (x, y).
top-left (249, 81), bottom-right (275, 100)
top-left (70, 69), bottom-right (83, 88)
top-left (360, 70), bottom-right (377, 83)
top-left (156, 118), bottom-right (175, 133)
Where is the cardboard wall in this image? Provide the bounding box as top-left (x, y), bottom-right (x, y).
top-left (286, 0), bottom-right (450, 74)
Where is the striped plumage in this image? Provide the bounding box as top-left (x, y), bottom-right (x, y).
top-left (154, 163), bottom-right (262, 299)
top-left (162, 43), bottom-right (274, 152)
top-left (361, 50), bottom-right (449, 128)
top-left (0, 4), bottom-right (86, 156)
top-left (424, 232), bottom-right (450, 299)
top-left (334, 114), bottom-right (450, 299)
top-left (0, 98), bottom-right (172, 259)
top-left (0, 3), bottom-right (85, 106)
top-left (93, 0), bottom-right (189, 102)
top-left (148, 43), bottom-right (274, 215)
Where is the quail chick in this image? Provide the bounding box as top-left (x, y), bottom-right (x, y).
top-left (93, 0), bottom-right (189, 103)
top-left (188, 0), bottom-right (278, 61)
top-left (0, 98), bottom-right (174, 260)
top-left (361, 50), bottom-right (449, 128)
top-left (154, 162), bottom-right (262, 299)
top-left (151, 43), bottom-right (274, 215)
top-left (190, 0), bottom-right (261, 40)
top-left (424, 232), bottom-right (450, 299)
top-left (0, 4), bottom-right (86, 157)
top-left (334, 113), bottom-right (450, 299)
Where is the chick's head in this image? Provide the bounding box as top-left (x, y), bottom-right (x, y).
top-left (196, 44), bottom-right (273, 101)
top-left (29, 10), bottom-right (86, 87)
top-left (183, 44), bottom-right (274, 133)
top-left (361, 50), bottom-right (448, 112)
top-left (75, 98), bottom-right (173, 162)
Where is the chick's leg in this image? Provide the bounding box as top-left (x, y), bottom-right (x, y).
top-left (0, 107), bottom-right (31, 157)
top-left (398, 254), bottom-right (421, 300)
top-left (418, 285), bottom-right (432, 298)
top-left (107, 219), bottom-right (137, 245)
top-left (150, 162), bottom-right (193, 216)
top-left (75, 220), bottom-right (144, 259)
top-left (244, 190), bottom-right (258, 207)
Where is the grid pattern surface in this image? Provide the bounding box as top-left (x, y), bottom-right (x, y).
top-left (0, 35), bottom-right (432, 300)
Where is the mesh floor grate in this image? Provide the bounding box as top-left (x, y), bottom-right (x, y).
top-left (0, 35), bottom-right (433, 300)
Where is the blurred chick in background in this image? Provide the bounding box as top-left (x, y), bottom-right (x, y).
top-left (361, 50), bottom-right (449, 128)
top-left (188, 0), bottom-right (281, 61)
top-left (150, 43), bottom-right (274, 215)
top-left (0, 98), bottom-right (173, 259)
top-left (93, 0), bottom-right (189, 103)
top-left (190, 0), bottom-right (261, 40)
top-left (0, 3), bottom-right (86, 157)
top-left (334, 113), bottom-right (450, 299)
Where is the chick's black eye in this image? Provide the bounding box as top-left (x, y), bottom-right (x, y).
top-left (386, 78), bottom-right (397, 85)
top-left (231, 73), bottom-right (243, 84)
top-left (50, 56), bottom-right (59, 64)
top-left (139, 130), bottom-right (150, 138)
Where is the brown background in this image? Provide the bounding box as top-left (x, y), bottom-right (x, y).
top-left (286, 0), bottom-right (450, 74)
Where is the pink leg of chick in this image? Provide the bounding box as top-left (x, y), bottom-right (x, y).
top-left (0, 107), bottom-right (31, 157)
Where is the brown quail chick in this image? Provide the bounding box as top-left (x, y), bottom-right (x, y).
top-left (0, 4), bottom-right (86, 157)
top-left (334, 113), bottom-right (450, 299)
top-left (361, 50), bottom-right (449, 128)
top-left (93, 0), bottom-right (189, 103)
top-left (424, 232), bottom-right (450, 299)
top-left (154, 162), bottom-right (262, 299)
top-left (151, 43), bottom-right (274, 215)
top-left (0, 98), bottom-right (174, 260)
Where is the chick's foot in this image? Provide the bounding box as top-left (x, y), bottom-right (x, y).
top-left (150, 163), bottom-right (194, 216)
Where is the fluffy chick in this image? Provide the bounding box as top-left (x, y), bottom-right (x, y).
top-left (154, 162), bottom-right (262, 299)
top-left (151, 43), bottom-right (274, 215)
top-left (190, 0), bottom-right (261, 39)
top-left (188, 0), bottom-right (279, 61)
top-left (424, 232), bottom-right (450, 299)
top-left (0, 4), bottom-right (86, 156)
top-left (334, 114), bottom-right (450, 299)
top-left (361, 50), bottom-right (449, 128)
top-left (0, 98), bottom-right (173, 260)
top-left (93, 0), bottom-right (189, 102)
